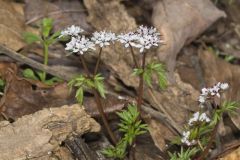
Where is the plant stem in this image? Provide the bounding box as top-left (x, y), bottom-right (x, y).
top-left (196, 122), bottom-right (219, 160)
top-left (79, 55), bottom-right (117, 145)
top-left (94, 47), bottom-right (102, 75)
top-left (136, 52), bottom-right (146, 113)
top-left (42, 42), bottom-right (49, 81)
top-left (130, 45), bottom-right (139, 68)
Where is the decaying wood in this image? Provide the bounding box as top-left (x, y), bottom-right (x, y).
top-left (0, 104), bottom-right (100, 160)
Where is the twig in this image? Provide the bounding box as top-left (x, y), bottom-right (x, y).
top-left (0, 44), bottom-right (73, 81)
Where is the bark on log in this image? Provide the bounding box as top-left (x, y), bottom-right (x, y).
top-left (0, 104), bottom-right (100, 160)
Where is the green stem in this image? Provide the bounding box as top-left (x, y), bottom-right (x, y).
top-left (42, 42), bottom-right (49, 81)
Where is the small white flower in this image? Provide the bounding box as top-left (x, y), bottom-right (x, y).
top-left (188, 112), bottom-right (200, 126)
top-left (220, 83), bottom-right (229, 90)
top-left (133, 25), bottom-right (162, 53)
top-left (91, 31), bottom-right (116, 47)
top-left (199, 113), bottom-right (210, 123)
top-left (188, 112), bottom-right (211, 126)
top-left (60, 25), bottom-right (84, 37)
top-left (117, 32), bottom-right (139, 48)
top-left (198, 95), bottom-right (206, 103)
top-left (181, 131), bottom-right (195, 146)
top-left (65, 36), bottom-right (95, 54)
top-left (198, 82), bottom-right (229, 106)
top-left (201, 88), bottom-right (209, 96)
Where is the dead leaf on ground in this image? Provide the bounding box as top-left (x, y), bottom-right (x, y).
top-left (24, 0), bottom-right (92, 32)
top-left (152, 0), bottom-right (226, 82)
top-left (0, 62), bottom-right (75, 120)
top-left (219, 147), bottom-right (240, 160)
top-left (0, 0), bottom-right (25, 50)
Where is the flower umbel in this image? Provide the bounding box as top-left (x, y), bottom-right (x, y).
top-left (91, 31), bottom-right (116, 47)
top-left (181, 131), bottom-right (195, 146)
top-left (188, 112), bottom-right (210, 126)
top-left (198, 82), bottom-right (229, 104)
top-left (60, 25), bottom-right (84, 37)
top-left (134, 25), bottom-right (162, 53)
top-left (118, 26), bottom-right (163, 53)
top-left (117, 32), bottom-right (139, 48)
top-left (65, 36), bottom-right (95, 54)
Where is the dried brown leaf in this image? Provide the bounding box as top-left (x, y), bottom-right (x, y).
top-left (0, 0), bottom-right (25, 50)
top-left (152, 0), bottom-right (226, 82)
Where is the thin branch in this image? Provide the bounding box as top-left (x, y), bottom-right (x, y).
top-left (0, 44), bottom-right (73, 81)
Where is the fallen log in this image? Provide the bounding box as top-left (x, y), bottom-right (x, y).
top-left (0, 104), bottom-right (100, 160)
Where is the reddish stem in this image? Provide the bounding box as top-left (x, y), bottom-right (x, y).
top-left (94, 47), bottom-right (102, 75)
top-left (79, 55), bottom-right (117, 145)
top-left (130, 45), bottom-right (139, 68)
top-left (136, 52), bottom-right (146, 113)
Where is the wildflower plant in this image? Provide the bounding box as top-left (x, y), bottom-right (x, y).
top-left (61, 25), bottom-right (166, 159)
top-left (23, 18), bottom-right (62, 85)
top-left (102, 104), bottom-right (148, 159)
top-left (169, 82), bottom-right (239, 160)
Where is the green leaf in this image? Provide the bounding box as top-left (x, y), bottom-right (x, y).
top-left (168, 147), bottom-right (198, 160)
top-left (22, 68), bottom-right (39, 81)
top-left (0, 78), bottom-right (5, 93)
top-left (94, 74), bottom-right (106, 98)
top-left (36, 71), bottom-right (45, 82)
top-left (222, 101), bottom-right (239, 115)
top-left (143, 70), bottom-right (152, 88)
top-left (44, 77), bottom-right (63, 85)
top-left (42, 18), bottom-right (53, 38)
top-left (23, 32), bottom-right (41, 44)
top-left (76, 88), bottom-right (84, 104)
top-left (46, 31), bottom-right (61, 45)
top-left (132, 68), bottom-right (143, 76)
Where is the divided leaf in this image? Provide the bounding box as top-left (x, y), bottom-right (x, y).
top-left (42, 18), bottom-right (53, 38)
top-left (23, 32), bottom-right (41, 44)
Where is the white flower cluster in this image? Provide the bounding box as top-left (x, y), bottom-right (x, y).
top-left (91, 31), bottom-right (116, 47)
top-left (198, 82), bottom-right (229, 104)
top-left (60, 25), bottom-right (84, 37)
top-left (65, 36), bottom-right (95, 54)
top-left (188, 112), bottom-right (210, 126)
top-left (181, 131), bottom-right (196, 146)
top-left (60, 25), bottom-right (163, 55)
top-left (117, 32), bottom-right (139, 48)
top-left (118, 25), bottom-right (162, 53)
top-left (180, 82), bottom-right (229, 146)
